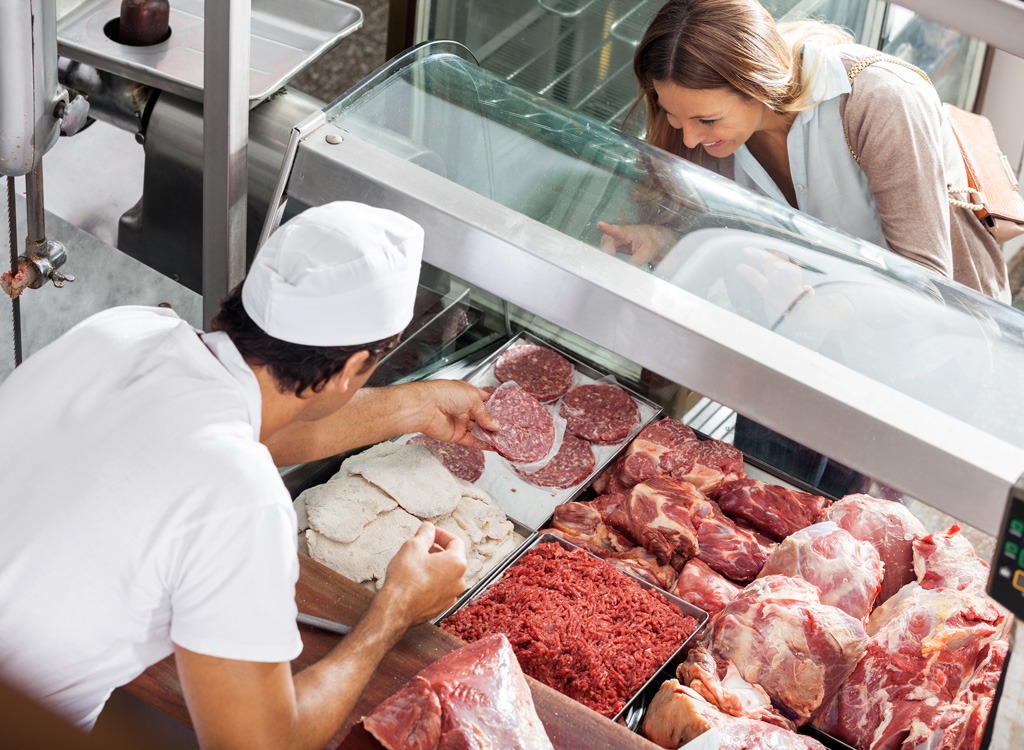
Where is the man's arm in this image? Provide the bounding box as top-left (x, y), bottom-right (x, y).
top-left (266, 379), bottom-right (497, 467)
top-left (175, 523), bottom-right (466, 750)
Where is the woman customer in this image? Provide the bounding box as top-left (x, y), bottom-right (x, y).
top-left (598, 0), bottom-right (1010, 302)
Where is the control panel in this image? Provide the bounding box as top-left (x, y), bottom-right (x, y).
top-left (988, 487), bottom-right (1024, 620)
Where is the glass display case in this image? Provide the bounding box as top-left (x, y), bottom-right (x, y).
top-left (264, 42), bottom-right (1024, 608)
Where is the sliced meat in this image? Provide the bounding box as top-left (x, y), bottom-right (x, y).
top-left (757, 522), bottom-right (883, 620)
top-left (671, 558), bottom-right (743, 617)
top-left (494, 344), bottom-right (574, 403)
top-left (559, 384), bottom-right (640, 445)
top-left (712, 479), bottom-right (830, 541)
top-left (591, 418), bottom-right (698, 494)
top-left (482, 385), bottom-right (555, 463)
top-left (408, 434), bottom-right (486, 482)
top-left (827, 493), bottom-right (926, 605)
top-left (514, 433), bottom-right (595, 489)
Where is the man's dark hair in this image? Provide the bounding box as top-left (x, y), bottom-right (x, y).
top-left (209, 283), bottom-right (400, 397)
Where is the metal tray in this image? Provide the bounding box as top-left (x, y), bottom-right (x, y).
top-left (438, 533), bottom-right (709, 724)
top-left (452, 331), bottom-right (662, 530)
top-left (57, 0), bottom-right (363, 106)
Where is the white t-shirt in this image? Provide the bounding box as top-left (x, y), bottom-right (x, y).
top-left (0, 306), bottom-right (302, 729)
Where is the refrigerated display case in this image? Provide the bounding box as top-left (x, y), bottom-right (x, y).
top-left (255, 41), bottom-right (1024, 744)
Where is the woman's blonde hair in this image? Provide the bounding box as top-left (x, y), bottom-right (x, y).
top-left (628, 0), bottom-right (853, 159)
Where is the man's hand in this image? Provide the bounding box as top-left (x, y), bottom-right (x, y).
top-left (405, 379), bottom-right (498, 451)
top-left (597, 221), bottom-right (676, 267)
top-left (375, 522), bottom-right (468, 628)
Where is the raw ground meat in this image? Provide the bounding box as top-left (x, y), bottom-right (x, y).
top-left (559, 384), bottom-right (640, 445)
top-left (514, 432), bottom-right (595, 489)
top-left (482, 385), bottom-right (555, 462)
top-left (408, 434), bottom-right (486, 482)
top-left (494, 344), bottom-right (574, 403)
top-left (441, 541), bottom-right (699, 719)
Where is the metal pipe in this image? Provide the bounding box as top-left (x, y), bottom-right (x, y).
top-left (24, 164), bottom-right (47, 249)
top-left (202, 0), bottom-right (251, 325)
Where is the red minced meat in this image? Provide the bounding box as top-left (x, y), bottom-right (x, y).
top-left (559, 384), bottom-right (641, 445)
top-left (482, 385), bottom-right (555, 463)
top-left (494, 344), bottom-right (575, 403)
top-left (441, 542), bottom-right (699, 718)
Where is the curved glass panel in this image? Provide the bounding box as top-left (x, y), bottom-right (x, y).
top-left (325, 47), bottom-right (1024, 448)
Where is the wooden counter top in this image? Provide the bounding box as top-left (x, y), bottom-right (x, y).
top-left (125, 553), bottom-right (660, 750)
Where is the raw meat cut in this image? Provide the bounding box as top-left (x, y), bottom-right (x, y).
top-left (559, 384), bottom-right (640, 444)
top-left (913, 524), bottom-right (992, 595)
top-left (711, 479), bottom-right (830, 541)
top-left (514, 432), bottom-right (595, 489)
top-left (441, 541), bottom-right (699, 718)
top-left (604, 477), bottom-right (711, 568)
top-left (814, 583), bottom-right (1009, 750)
top-left (694, 506), bottom-right (775, 582)
top-left (677, 645), bottom-right (792, 728)
top-left (826, 493), bottom-right (926, 604)
top-left (642, 680), bottom-right (827, 750)
top-left (362, 633), bottom-right (553, 750)
top-left (672, 440), bottom-right (746, 495)
top-left (757, 521), bottom-right (883, 620)
top-left (493, 344), bottom-right (574, 403)
top-left (480, 384), bottom-right (555, 463)
top-left (703, 575), bottom-right (868, 726)
top-left (610, 545), bottom-right (679, 591)
top-left (544, 501), bottom-right (633, 558)
top-left (672, 558), bottom-right (743, 617)
top-left (408, 434), bottom-right (486, 482)
top-left (591, 418), bottom-right (708, 494)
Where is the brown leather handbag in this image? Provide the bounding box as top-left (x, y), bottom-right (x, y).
top-left (845, 54), bottom-right (1024, 244)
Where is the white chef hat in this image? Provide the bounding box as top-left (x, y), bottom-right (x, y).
top-left (242, 201), bottom-right (424, 346)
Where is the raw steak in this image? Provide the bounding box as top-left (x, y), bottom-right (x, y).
top-left (642, 680), bottom-right (828, 750)
top-left (712, 479), bottom-right (830, 541)
top-left (481, 384), bottom-right (555, 463)
top-left (695, 506), bottom-right (775, 582)
top-left (493, 344), bottom-right (574, 403)
top-left (672, 558), bottom-right (743, 617)
top-left (826, 493), bottom-right (926, 604)
top-left (408, 434), bottom-right (486, 483)
top-left (363, 633), bottom-right (553, 750)
top-left (609, 545), bottom-right (679, 591)
top-left (591, 417), bottom-right (699, 494)
top-left (913, 524), bottom-right (991, 594)
top-left (757, 522), bottom-right (883, 620)
top-left (604, 477), bottom-right (712, 568)
top-left (559, 384), bottom-right (640, 444)
top-left (545, 501), bottom-right (633, 558)
top-left (441, 542), bottom-right (699, 719)
top-left (514, 432), bottom-right (595, 489)
top-left (678, 646), bottom-right (792, 728)
top-left (704, 575), bottom-right (868, 726)
top-left (814, 583), bottom-right (1009, 750)
top-left (671, 439), bottom-right (746, 495)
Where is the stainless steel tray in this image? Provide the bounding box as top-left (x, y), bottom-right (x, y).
top-left (438, 532), bottom-right (709, 724)
top-left (57, 0), bottom-right (363, 106)
top-left (449, 331), bottom-right (662, 530)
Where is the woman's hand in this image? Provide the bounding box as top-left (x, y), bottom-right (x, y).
top-left (597, 221), bottom-right (676, 267)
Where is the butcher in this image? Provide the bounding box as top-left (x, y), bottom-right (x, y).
top-left (0, 201), bottom-right (497, 748)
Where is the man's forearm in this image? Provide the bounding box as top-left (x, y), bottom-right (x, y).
top-left (288, 595), bottom-right (410, 748)
top-left (267, 385), bottom-right (421, 466)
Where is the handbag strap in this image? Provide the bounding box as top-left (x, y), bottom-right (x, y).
top-left (842, 54), bottom-right (982, 212)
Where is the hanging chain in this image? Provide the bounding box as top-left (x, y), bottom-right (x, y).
top-left (5, 176), bottom-right (23, 368)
